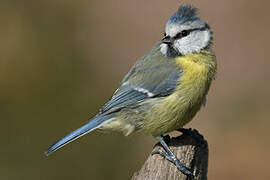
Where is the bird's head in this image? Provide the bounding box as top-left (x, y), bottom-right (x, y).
top-left (160, 5), bottom-right (212, 57)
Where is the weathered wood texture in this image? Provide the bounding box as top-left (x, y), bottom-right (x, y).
top-left (131, 130), bottom-right (208, 180)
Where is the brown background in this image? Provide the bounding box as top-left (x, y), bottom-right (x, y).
top-left (2, 0), bottom-right (270, 179)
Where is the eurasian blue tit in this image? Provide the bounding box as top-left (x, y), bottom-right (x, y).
top-left (46, 5), bottom-right (217, 176)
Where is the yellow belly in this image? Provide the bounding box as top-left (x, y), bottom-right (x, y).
top-left (143, 52), bottom-right (216, 136)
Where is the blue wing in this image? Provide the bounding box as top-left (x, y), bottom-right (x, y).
top-left (45, 43), bottom-right (181, 155)
top-left (100, 42), bottom-right (181, 114)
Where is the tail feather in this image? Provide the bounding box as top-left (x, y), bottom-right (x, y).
top-left (45, 115), bottom-right (113, 156)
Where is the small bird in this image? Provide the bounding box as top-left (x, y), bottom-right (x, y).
top-left (46, 5), bottom-right (217, 176)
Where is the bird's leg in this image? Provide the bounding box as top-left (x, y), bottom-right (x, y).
top-left (152, 135), bottom-right (193, 176)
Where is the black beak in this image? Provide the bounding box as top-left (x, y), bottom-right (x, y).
top-left (162, 36), bottom-right (173, 45)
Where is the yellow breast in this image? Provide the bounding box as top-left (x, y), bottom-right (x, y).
top-left (144, 50), bottom-right (216, 136)
top-left (175, 52), bottom-right (210, 102)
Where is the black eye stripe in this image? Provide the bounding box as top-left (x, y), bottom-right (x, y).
top-left (175, 30), bottom-right (190, 39)
top-left (174, 26), bottom-right (208, 39)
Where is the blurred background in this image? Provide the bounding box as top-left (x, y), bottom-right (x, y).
top-left (2, 0), bottom-right (270, 179)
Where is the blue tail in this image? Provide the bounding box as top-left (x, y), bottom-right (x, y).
top-left (45, 115), bottom-right (113, 156)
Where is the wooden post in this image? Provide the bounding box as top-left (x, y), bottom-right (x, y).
top-left (131, 129), bottom-right (208, 180)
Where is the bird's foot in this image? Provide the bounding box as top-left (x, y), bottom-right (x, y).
top-left (152, 135), bottom-right (193, 177)
top-left (152, 150), bottom-right (192, 176)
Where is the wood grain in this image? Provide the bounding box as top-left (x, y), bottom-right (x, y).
top-left (131, 129), bottom-right (208, 180)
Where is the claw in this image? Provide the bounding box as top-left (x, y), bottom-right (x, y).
top-left (174, 160), bottom-right (193, 176)
top-left (152, 150), bottom-right (174, 162)
top-left (153, 136), bottom-right (194, 177)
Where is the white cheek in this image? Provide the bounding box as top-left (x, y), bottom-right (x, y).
top-left (201, 30), bottom-right (211, 47)
top-left (160, 43), bottom-right (168, 56)
top-left (174, 40), bottom-right (189, 55)
top-left (174, 30), bottom-right (211, 55)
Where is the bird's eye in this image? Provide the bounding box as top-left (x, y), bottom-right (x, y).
top-left (181, 30), bottom-right (189, 37)
top-left (175, 30), bottom-right (190, 39)
top-left (163, 32), bottom-right (167, 37)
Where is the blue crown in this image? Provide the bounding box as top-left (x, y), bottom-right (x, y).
top-left (168, 5), bottom-right (198, 24)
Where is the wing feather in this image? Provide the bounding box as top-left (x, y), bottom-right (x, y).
top-left (100, 42), bottom-right (182, 114)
